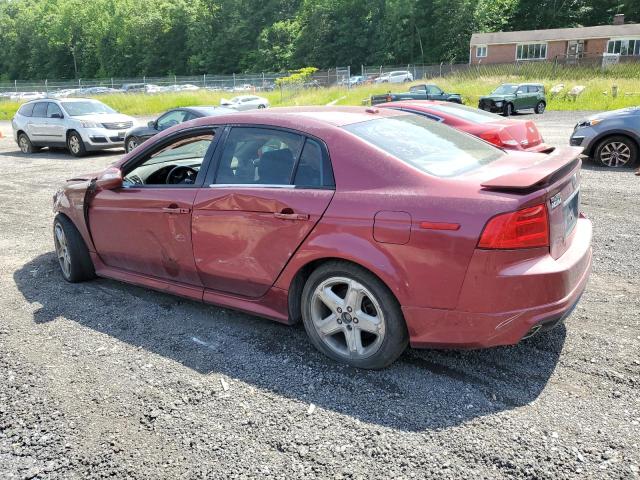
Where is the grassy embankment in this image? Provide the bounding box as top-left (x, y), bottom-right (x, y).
top-left (1, 76), bottom-right (639, 120)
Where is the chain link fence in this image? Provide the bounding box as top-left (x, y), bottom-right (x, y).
top-left (2, 56), bottom-right (640, 102)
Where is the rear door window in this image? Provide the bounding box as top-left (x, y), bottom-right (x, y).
top-left (32, 102), bottom-right (48, 117)
top-left (214, 127), bottom-right (304, 185)
top-left (343, 114), bottom-right (503, 177)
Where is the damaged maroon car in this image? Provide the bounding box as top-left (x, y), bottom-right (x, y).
top-left (52, 107), bottom-right (592, 368)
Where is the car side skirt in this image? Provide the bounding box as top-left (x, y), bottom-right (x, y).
top-left (90, 253), bottom-right (293, 325)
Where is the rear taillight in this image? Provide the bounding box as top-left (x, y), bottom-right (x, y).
top-left (478, 204), bottom-right (549, 249)
top-left (479, 129), bottom-right (519, 149)
top-left (479, 131), bottom-right (503, 147)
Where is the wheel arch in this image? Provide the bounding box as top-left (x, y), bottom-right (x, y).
top-left (285, 255), bottom-right (403, 325)
top-left (588, 130), bottom-right (640, 158)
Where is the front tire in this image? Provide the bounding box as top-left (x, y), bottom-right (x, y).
top-left (53, 215), bottom-right (95, 283)
top-left (301, 261), bottom-right (408, 369)
top-left (257, 104), bottom-right (266, 109)
top-left (534, 101), bottom-right (546, 114)
top-left (504, 103), bottom-right (514, 116)
top-left (125, 136), bottom-right (139, 153)
top-left (67, 131), bottom-right (87, 157)
top-left (594, 136), bottom-right (638, 168)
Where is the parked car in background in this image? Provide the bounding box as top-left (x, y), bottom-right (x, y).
top-left (479, 83), bottom-right (546, 116)
top-left (121, 83), bottom-right (147, 93)
top-left (51, 106), bottom-right (591, 369)
top-left (371, 84), bottom-right (461, 105)
top-left (379, 100), bottom-right (553, 153)
top-left (12, 98), bottom-right (136, 156)
top-left (348, 75), bottom-right (364, 87)
top-left (570, 107), bottom-right (640, 168)
top-left (220, 95), bottom-right (269, 110)
top-left (124, 106), bottom-right (234, 152)
top-left (375, 71), bottom-right (413, 84)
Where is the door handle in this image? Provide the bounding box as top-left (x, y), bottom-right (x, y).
top-left (162, 206), bottom-right (190, 214)
top-left (273, 211), bottom-right (309, 221)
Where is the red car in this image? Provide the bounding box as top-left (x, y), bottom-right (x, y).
top-left (52, 107), bottom-right (592, 369)
top-left (378, 100), bottom-right (554, 153)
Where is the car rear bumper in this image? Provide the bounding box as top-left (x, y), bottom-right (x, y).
top-left (403, 217), bottom-right (592, 349)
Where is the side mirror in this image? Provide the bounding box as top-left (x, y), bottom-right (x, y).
top-left (51, 112), bottom-right (64, 119)
top-left (148, 120), bottom-right (156, 129)
top-left (95, 167), bottom-right (123, 190)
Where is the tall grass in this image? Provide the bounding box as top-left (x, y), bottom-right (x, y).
top-left (1, 75), bottom-right (639, 120)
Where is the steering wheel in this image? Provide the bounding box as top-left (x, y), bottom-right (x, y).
top-left (166, 165), bottom-right (198, 185)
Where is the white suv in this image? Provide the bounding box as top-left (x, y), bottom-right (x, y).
top-left (375, 70), bottom-right (414, 84)
top-left (12, 98), bottom-right (136, 156)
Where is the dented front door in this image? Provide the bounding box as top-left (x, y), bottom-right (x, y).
top-left (89, 187), bottom-right (202, 286)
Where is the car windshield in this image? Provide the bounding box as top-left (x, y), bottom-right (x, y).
top-left (61, 101), bottom-right (116, 116)
top-left (426, 103), bottom-right (503, 124)
top-left (491, 85), bottom-right (518, 95)
top-left (343, 114), bottom-right (503, 177)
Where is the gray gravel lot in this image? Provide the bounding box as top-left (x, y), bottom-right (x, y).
top-left (0, 110), bottom-right (639, 479)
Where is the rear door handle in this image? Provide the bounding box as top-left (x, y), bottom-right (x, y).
top-left (162, 206), bottom-right (190, 214)
top-left (273, 212), bottom-right (309, 221)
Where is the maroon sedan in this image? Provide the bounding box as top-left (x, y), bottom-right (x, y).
top-left (378, 100), bottom-right (554, 153)
top-left (52, 107), bottom-right (592, 368)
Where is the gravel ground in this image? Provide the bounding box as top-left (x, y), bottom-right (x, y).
top-left (0, 110), bottom-right (639, 479)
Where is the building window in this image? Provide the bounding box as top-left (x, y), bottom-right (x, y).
top-left (516, 43), bottom-right (547, 60)
top-left (606, 38), bottom-right (640, 55)
top-left (476, 45), bottom-right (487, 58)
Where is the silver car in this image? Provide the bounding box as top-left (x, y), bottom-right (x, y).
top-left (12, 98), bottom-right (136, 157)
top-left (220, 95), bottom-right (270, 111)
top-left (570, 107), bottom-right (640, 168)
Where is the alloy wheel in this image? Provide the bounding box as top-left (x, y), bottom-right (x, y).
top-left (68, 135), bottom-right (80, 154)
top-left (310, 277), bottom-right (386, 360)
top-left (19, 136), bottom-right (29, 153)
top-left (127, 138), bottom-right (138, 152)
top-left (600, 141), bottom-right (631, 167)
top-left (54, 223), bottom-right (71, 279)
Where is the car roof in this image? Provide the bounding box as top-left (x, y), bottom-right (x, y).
top-left (24, 97), bottom-right (100, 104)
top-left (185, 106), bottom-right (235, 116)
top-left (176, 106), bottom-right (406, 133)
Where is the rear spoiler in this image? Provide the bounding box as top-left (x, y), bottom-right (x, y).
top-left (481, 146), bottom-right (583, 191)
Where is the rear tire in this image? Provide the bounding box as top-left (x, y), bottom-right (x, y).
top-left (67, 131), bottom-right (87, 157)
top-left (53, 215), bottom-right (95, 283)
top-left (534, 101), bottom-right (546, 114)
top-left (594, 135), bottom-right (638, 168)
top-left (301, 261), bottom-right (408, 369)
top-left (18, 133), bottom-right (40, 154)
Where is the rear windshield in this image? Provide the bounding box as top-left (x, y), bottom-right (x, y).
top-left (61, 101), bottom-right (116, 116)
top-left (427, 103), bottom-right (503, 124)
top-left (343, 114), bottom-right (503, 177)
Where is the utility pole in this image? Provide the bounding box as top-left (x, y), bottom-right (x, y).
top-left (70, 44), bottom-right (79, 79)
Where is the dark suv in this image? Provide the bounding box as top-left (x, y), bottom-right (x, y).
top-left (478, 83), bottom-right (546, 116)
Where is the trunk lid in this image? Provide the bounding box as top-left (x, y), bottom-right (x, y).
top-left (473, 147), bottom-right (583, 259)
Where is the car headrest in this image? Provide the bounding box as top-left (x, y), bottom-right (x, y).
top-left (259, 148), bottom-right (294, 184)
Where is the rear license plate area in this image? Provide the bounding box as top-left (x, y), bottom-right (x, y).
top-left (564, 189), bottom-right (579, 236)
